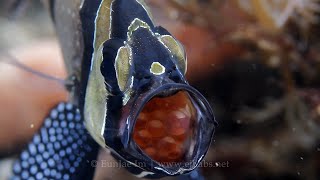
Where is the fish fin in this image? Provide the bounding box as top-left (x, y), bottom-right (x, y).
top-left (11, 102), bottom-right (99, 180)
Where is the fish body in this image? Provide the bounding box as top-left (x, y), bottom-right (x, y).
top-left (12, 0), bottom-right (217, 179)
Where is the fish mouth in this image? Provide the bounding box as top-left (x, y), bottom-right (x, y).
top-left (119, 83), bottom-right (216, 175)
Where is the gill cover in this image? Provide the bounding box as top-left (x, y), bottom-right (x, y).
top-left (81, 0), bottom-right (216, 178)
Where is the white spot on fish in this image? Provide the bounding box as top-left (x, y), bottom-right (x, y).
top-left (21, 151), bottom-right (29, 160)
top-left (13, 162), bottom-right (21, 173)
top-left (67, 113), bottom-right (74, 121)
top-left (30, 166), bottom-right (38, 175)
top-left (43, 152), bottom-right (49, 159)
top-left (150, 62), bottom-right (165, 75)
top-left (66, 103), bottom-right (73, 110)
top-left (29, 144), bottom-right (37, 155)
top-left (48, 158), bottom-right (55, 167)
top-left (50, 110), bottom-right (58, 119)
top-left (21, 171), bottom-right (29, 179)
top-left (28, 157), bottom-right (35, 164)
top-left (38, 144), bottom-right (45, 153)
top-left (57, 103), bottom-right (65, 112)
top-left (44, 169), bottom-right (50, 177)
top-left (40, 162), bottom-right (47, 170)
top-left (36, 172), bottom-right (43, 179)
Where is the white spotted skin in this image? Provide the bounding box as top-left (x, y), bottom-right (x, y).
top-left (11, 103), bottom-right (98, 180)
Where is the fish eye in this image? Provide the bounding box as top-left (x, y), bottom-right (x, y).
top-left (160, 35), bottom-right (187, 75)
top-left (133, 91), bottom-right (197, 163)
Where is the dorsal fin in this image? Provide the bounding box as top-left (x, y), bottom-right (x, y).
top-left (93, 0), bottom-right (154, 49)
top-left (93, 0), bottom-right (113, 50)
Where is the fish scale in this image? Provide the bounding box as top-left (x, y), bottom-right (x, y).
top-left (11, 103), bottom-right (99, 180)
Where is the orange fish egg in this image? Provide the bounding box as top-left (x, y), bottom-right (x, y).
top-left (133, 130), bottom-right (152, 148)
top-left (133, 91), bottom-right (196, 163)
top-left (166, 111), bottom-right (191, 136)
top-left (144, 147), bottom-right (157, 157)
top-left (167, 145), bottom-right (183, 160)
top-left (147, 120), bottom-right (165, 138)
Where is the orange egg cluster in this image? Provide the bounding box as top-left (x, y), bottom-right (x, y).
top-left (133, 91), bottom-right (196, 163)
